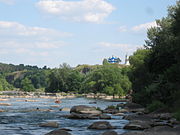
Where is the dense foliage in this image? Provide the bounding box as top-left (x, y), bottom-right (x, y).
top-left (45, 63), bottom-right (84, 93)
top-left (0, 75), bottom-right (13, 91)
top-left (129, 2), bottom-right (180, 115)
top-left (81, 65), bottom-right (131, 97)
top-left (0, 61), bottom-right (132, 97)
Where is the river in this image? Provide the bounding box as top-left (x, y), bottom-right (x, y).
top-left (0, 97), bottom-right (129, 135)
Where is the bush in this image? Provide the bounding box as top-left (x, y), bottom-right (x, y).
top-left (174, 109), bottom-right (180, 121)
top-left (147, 100), bottom-right (165, 112)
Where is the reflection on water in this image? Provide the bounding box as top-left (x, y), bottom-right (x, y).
top-left (0, 97), bottom-right (128, 135)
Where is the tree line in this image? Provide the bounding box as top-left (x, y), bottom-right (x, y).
top-left (0, 62), bottom-right (132, 97)
top-left (128, 1), bottom-right (180, 119)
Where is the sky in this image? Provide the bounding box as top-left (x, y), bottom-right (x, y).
top-left (0, 0), bottom-right (177, 68)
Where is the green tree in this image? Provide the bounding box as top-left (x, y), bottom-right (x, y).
top-left (102, 58), bottom-right (109, 65)
top-left (130, 1), bottom-right (180, 112)
top-left (0, 75), bottom-right (13, 91)
top-left (81, 65), bottom-right (131, 97)
top-left (21, 78), bottom-right (35, 92)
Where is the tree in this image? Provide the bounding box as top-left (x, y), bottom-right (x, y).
top-left (46, 63), bottom-right (84, 93)
top-left (130, 1), bottom-right (180, 111)
top-left (102, 59), bottom-right (109, 65)
top-left (21, 78), bottom-right (35, 92)
top-left (0, 75), bottom-right (13, 91)
top-left (81, 65), bottom-right (131, 97)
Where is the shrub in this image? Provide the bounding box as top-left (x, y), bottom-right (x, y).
top-left (147, 100), bottom-right (165, 112)
top-left (174, 109), bottom-right (180, 121)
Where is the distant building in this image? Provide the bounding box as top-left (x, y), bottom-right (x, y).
top-left (125, 54), bottom-right (130, 65)
top-left (108, 56), bottom-right (121, 64)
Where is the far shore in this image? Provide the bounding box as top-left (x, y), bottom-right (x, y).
top-left (0, 91), bottom-right (130, 102)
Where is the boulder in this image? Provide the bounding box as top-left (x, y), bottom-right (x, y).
top-left (103, 106), bottom-right (119, 114)
top-left (88, 121), bottom-right (115, 130)
top-left (45, 129), bottom-right (71, 135)
top-left (118, 109), bottom-right (129, 113)
top-left (123, 120), bottom-right (151, 130)
top-left (102, 131), bottom-right (118, 135)
top-left (123, 114), bottom-right (152, 121)
top-left (99, 114), bottom-right (111, 119)
top-left (70, 105), bottom-right (101, 115)
top-left (39, 122), bottom-right (59, 128)
top-left (67, 113), bottom-right (98, 119)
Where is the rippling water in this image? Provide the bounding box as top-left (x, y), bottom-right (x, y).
top-left (0, 97), bottom-right (128, 135)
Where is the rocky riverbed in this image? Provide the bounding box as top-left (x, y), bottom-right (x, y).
top-left (0, 97), bottom-right (128, 135)
top-left (0, 97), bottom-right (179, 135)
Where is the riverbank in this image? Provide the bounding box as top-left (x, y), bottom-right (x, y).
top-left (0, 91), bottom-right (130, 102)
top-left (119, 102), bottom-right (180, 135)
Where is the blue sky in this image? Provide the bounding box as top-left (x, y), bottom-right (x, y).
top-left (0, 0), bottom-right (177, 68)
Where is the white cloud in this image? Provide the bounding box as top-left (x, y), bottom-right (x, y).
top-left (0, 21), bottom-right (70, 50)
top-left (98, 42), bottom-right (141, 53)
top-left (117, 21), bottom-right (158, 33)
top-left (99, 42), bottom-right (129, 48)
top-left (0, 21), bottom-right (72, 37)
top-left (118, 26), bottom-right (127, 32)
top-left (0, 0), bottom-right (15, 5)
top-left (36, 0), bottom-right (115, 23)
top-left (132, 21), bottom-right (157, 32)
top-left (0, 20), bottom-right (71, 60)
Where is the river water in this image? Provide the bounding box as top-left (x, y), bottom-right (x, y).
top-left (0, 97), bottom-right (128, 135)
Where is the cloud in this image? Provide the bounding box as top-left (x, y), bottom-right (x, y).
top-left (0, 20), bottom-right (71, 60)
top-left (132, 21), bottom-right (157, 32)
top-left (98, 42), bottom-right (141, 53)
top-left (0, 0), bottom-right (15, 5)
top-left (118, 26), bottom-right (127, 32)
top-left (117, 21), bottom-right (157, 33)
top-left (36, 0), bottom-right (115, 23)
top-left (0, 21), bottom-right (72, 37)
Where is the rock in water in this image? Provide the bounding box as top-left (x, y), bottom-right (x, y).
top-left (45, 129), bottom-right (71, 135)
top-left (67, 113), bottom-right (98, 119)
top-left (123, 120), bottom-right (151, 130)
top-left (88, 121), bottom-right (115, 129)
top-left (39, 122), bottom-right (59, 128)
top-left (102, 131), bottom-right (118, 135)
top-left (99, 114), bottom-right (111, 119)
top-left (70, 105), bottom-right (101, 115)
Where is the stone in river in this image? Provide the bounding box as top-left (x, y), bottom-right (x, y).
top-left (102, 131), bottom-right (118, 135)
top-left (70, 105), bottom-right (101, 115)
top-left (45, 129), bottom-right (71, 135)
top-left (39, 122), bottom-right (59, 128)
top-left (88, 121), bottom-right (115, 129)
